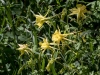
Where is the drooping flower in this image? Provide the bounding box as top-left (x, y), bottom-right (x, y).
top-left (52, 28), bottom-right (75, 45)
top-left (69, 4), bottom-right (87, 22)
top-left (46, 57), bottom-right (60, 72)
top-left (46, 58), bottom-right (55, 72)
top-left (34, 14), bottom-right (50, 28)
top-left (61, 8), bottom-right (67, 20)
top-left (17, 44), bottom-right (31, 56)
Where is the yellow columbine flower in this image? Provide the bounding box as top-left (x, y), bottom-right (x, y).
top-left (39, 38), bottom-right (50, 50)
top-left (69, 4), bottom-right (87, 22)
top-left (52, 29), bottom-right (68, 44)
top-left (39, 38), bottom-right (56, 53)
top-left (52, 28), bottom-right (75, 45)
top-left (17, 44), bottom-right (31, 56)
top-left (35, 14), bottom-right (50, 28)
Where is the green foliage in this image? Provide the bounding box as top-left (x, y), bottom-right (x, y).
top-left (0, 0), bottom-right (100, 75)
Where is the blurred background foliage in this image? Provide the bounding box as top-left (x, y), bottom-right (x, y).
top-left (0, 0), bottom-right (100, 75)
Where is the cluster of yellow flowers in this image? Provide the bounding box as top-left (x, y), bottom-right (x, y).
top-left (39, 28), bottom-right (76, 53)
top-left (34, 4), bottom-right (88, 28)
top-left (16, 4), bottom-right (88, 73)
top-left (17, 4), bottom-right (87, 56)
top-left (37, 4), bottom-right (87, 53)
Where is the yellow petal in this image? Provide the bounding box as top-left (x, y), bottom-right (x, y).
top-left (39, 42), bottom-right (42, 46)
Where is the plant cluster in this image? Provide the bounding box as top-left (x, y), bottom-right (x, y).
top-left (0, 0), bottom-right (100, 75)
